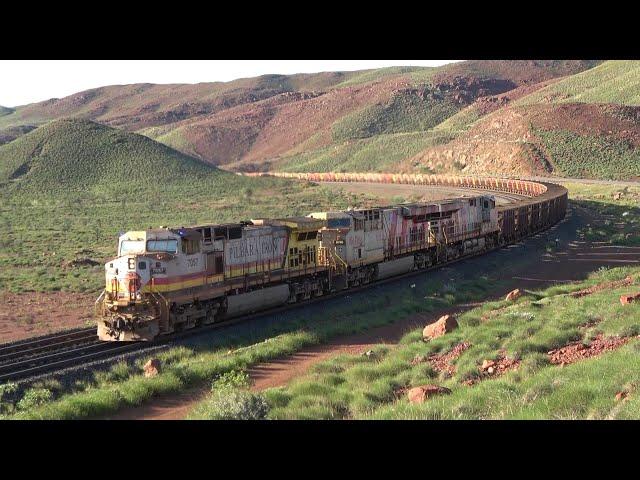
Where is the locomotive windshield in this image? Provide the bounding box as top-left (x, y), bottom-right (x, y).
top-left (119, 240), bottom-right (145, 255)
top-left (147, 239), bottom-right (178, 253)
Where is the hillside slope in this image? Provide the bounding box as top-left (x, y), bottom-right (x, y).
top-left (405, 60), bottom-right (640, 180)
top-left (0, 119), bottom-right (361, 295)
top-left (516, 60), bottom-right (640, 106)
top-left (0, 118), bottom-right (225, 194)
top-left (0, 61), bottom-right (599, 172)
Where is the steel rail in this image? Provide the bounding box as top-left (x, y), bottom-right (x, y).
top-left (1, 173), bottom-right (568, 382)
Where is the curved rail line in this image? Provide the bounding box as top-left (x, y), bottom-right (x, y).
top-left (1, 173), bottom-right (568, 383)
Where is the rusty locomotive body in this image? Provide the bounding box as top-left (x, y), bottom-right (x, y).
top-left (96, 174), bottom-right (567, 341)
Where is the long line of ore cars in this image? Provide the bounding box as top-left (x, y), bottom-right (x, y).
top-left (96, 174), bottom-right (568, 341)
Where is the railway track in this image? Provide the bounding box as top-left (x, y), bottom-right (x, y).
top-left (0, 328), bottom-right (102, 382)
top-left (0, 174), bottom-right (568, 383)
top-left (0, 211), bottom-right (567, 384)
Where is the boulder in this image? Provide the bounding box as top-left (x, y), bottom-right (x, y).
top-left (505, 289), bottom-right (522, 301)
top-left (143, 358), bottom-right (161, 378)
top-left (407, 385), bottom-right (452, 404)
top-left (422, 315), bottom-right (458, 341)
top-left (481, 359), bottom-right (496, 371)
top-left (615, 391), bottom-right (628, 402)
top-left (620, 293), bottom-right (640, 305)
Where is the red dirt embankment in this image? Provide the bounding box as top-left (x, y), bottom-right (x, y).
top-left (0, 292), bottom-right (95, 343)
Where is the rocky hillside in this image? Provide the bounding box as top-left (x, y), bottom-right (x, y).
top-left (406, 61), bottom-right (640, 180)
top-left (0, 61), bottom-right (601, 175)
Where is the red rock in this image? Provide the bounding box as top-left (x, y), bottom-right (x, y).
top-left (143, 358), bottom-right (161, 378)
top-left (481, 359), bottom-right (496, 371)
top-left (407, 385), bottom-right (452, 404)
top-left (505, 289), bottom-right (522, 301)
top-left (422, 315), bottom-right (458, 341)
top-left (487, 366), bottom-right (495, 374)
top-left (620, 293), bottom-right (640, 305)
top-left (615, 391), bottom-right (628, 402)
top-left (411, 354), bottom-right (427, 365)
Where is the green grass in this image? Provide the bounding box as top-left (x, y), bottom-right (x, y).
top-left (0, 106), bottom-right (14, 117)
top-left (4, 273), bottom-right (502, 419)
top-left (0, 118), bottom-right (222, 194)
top-left (278, 131), bottom-right (454, 173)
top-left (142, 125), bottom-right (201, 160)
top-left (0, 124), bottom-right (38, 146)
top-left (0, 119), bottom-right (363, 293)
top-left (266, 265), bottom-right (640, 420)
top-left (331, 90), bottom-right (461, 142)
top-left (332, 66), bottom-right (430, 88)
top-left (517, 61), bottom-right (640, 106)
top-left (0, 178), bottom-right (358, 294)
top-left (432, 104), bottom-right (483, 135)
top-left (533, 127), bottom-right (640, 180)
top-left (566, 184), bottom-right (640, 246)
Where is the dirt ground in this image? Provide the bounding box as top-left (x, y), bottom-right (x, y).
top-left (0, 291), bottom-right (95, 343)
top-left (106, 200), bottom-right (640, 420)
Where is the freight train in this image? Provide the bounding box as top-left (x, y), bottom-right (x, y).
top-left (95, 174), bottom-right (568, 341)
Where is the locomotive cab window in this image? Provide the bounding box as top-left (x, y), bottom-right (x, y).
top-left (181, 238), bottom-right (200, 255)
top-left (147, 239), bottom-right (178, 253)
top-left (120, 240), bottom-right (145, 255)
top-left (289, 247), bottom-right (299, 267)
top-left (202, 227), bottom-right (212, 244)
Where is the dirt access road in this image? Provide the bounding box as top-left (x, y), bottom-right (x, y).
top-left (107, 195), bottom-right (640, 420)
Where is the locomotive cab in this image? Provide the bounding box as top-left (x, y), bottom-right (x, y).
top-left (98, 228), bottom-right (204, 341)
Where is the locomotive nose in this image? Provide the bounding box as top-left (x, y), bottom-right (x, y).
top-left (105, 256), bottom-right (145, 301)
top-left (125, 271), bottom-right (142, 299)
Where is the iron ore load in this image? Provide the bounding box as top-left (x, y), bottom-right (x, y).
top-left (96, 174), bottom-right (567, 341)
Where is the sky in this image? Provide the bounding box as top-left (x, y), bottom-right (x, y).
top-left (0, 60), bottom-right (460, 108)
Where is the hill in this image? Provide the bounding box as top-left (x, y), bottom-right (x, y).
top-left (0, 124), bottom-right (37, 146)
top-left (0, 61), bottom-right (600, 173)
top-left (516, 60), bottom-right (640, 106)
top-left (0, 119), bottom-right (360, 295)
top-left (4, 60), bottom-right (634, 180)
top-left (0, 118), bottom-right (225, 194)
top-left (405, 60), bottom-right (640, 180)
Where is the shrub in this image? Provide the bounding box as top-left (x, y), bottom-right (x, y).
top-left (0, 382), bottom-right (18, 401)
top-left (190, 390), bottom-right (269, 420)
top-left (212, 369), bottom-right (250, 391)
top-left (17, 388), bottom-right (53, 410)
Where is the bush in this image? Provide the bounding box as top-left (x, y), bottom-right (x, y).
top-left (212, 370), bottom-right (250, 391)
top-left (17, 388), bottom-right (53, 410)
top-left (190, 390), bottom-right (269, 420)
